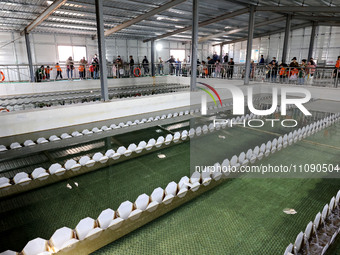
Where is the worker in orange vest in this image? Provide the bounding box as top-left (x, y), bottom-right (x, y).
top-left (334, 56), bottom-right (340, 78)
top-left (279, 63), bottom-right (287, 83)
top-left (55, 63), bottom-right (62, 80)
top-left (291, 68), bottom-right (298, 77)
top-left (89, 65), bottom-right (94, 79)
top-left (336, 56), bottom-right (340, 69)
top-left (78, 65), bottom-right (85, 79)
top-left (45, 66), bottom-right (52, 80)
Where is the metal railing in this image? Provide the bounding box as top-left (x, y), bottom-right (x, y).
top-left (0, 63), bottom-right (339, 88)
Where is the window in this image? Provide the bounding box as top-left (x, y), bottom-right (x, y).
top-left (73, 46), bottom-right (87, 62)
top-left (58, 46), bottom-right (87, 62)
top-left (170, 50), bottom-right (185, 62)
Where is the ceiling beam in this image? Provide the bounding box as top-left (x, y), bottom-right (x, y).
top-left (143, 7), bottom-right (249, 42)
top-left (255, 6), bottom-right (340, 13)
top-left (198, 16), bottom-right (286, 43)
top-left (102, 0), bottom-right (187, 37)
top-left (214, 22), bottom-right (312, 46)
top-left (293, 16), bottom-right (340, 22)
top-left (318, 21), bottom-right (340, 26)
top-left (20, 0), bottom-right (67, 35)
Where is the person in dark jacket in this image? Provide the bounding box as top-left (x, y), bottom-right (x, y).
top-left (227, 58), bottom-right (234, 79)
top-left (129, 56), bottom-right (134, 77)
top-left (223, 53), bottom-right (229, 64)
top-left (289, 57), bottom-right (299, 68)
top-left (91, 54), bottom-right (99, 79)
top-left (207, 57), bottom-right (215, 77)
top-left (259, 55), bottom-right (265, 65)
top-left (309, 57), bottom-right (316, 66)
top-left (142, 56), bottom-right (149, 75)
top-left (35, 65), bottom-right (45, 82)
top-left (212, 52), bottom-right (219, 62)
top-left (166, 55), bottom-right (176, 75)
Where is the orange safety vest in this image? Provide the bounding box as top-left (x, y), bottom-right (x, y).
top-left (45, 68), bottom-right (52, 74)
top-left (55, 65), bottom-right (62, 71)
top-left (279, 67), bottom-right (286, 76)
top-left (336, 60), bottom-right (340, 68)
top-left (291, 68), bottom-right (298, 76)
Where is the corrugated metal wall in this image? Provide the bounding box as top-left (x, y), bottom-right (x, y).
top-left (0, 32), bottom-right (213, 66)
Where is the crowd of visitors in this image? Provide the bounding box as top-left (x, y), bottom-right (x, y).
top-left (263, 56), bottom-right (317, 85)
top-left (33, 52), bottom-right (339, 86)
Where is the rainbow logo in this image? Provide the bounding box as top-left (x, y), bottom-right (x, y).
top-left (197, 82), bottom-right (222, 107)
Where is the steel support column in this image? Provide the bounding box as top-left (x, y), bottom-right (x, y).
top-left (219, 43), bottom-right (223, 61)
top-left (282, 14), bottom-right (292, 64)
top-left (95, 0), bottom-right (109, 101)
top-left (151, 40), bottom-right (155, 76)
top-left (244, 5), bottom-right (255, 85)
top-left (190, 0), bottom-right (199, 91)
top-left (24, 32), bottom-right (34, 82)
top-left (308, 22), bottom-right (317, 60)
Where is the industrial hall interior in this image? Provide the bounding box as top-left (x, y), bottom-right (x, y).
top-left (0, 0), bottom-right (340, 254)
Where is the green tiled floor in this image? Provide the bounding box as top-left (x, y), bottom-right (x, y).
top-left (94, 126), bottom-right (340, 255)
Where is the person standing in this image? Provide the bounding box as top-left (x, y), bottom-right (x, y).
top-left (306, 60), bottom-right (316, 79)
top-left (55, 63), bottom-right (62, 80)
top-left (334, 56), bottom-right (340, 87)
top-left (142, 56), bottom-right (149, 75)
top-left (115, 55), bottom-right (124, 78)
top-left (298, 66), bottom-right (305, 85)
top-left (158, 57), bottom-right (164, 75)
top-left (129, 55), bottom-right (134, 77)
top-left (215, 60), bottom-right (221, 78)
top-left (207, 57), bottom-right (215, 77)
top-left (212, 52), bottom-right (219, 62)
top-left (250, 60), bottom-right (256, 79)
top-left (289, 57), bottom-right (299, 68)
top-left (89, 64), bottom-right (94, 79)
top-left (66, 56), bottom-right (74, 80)
top-left (45, 66), bottom-right (52, 81)
top-left (227, 58), bottom-right (234, 79)
top-left (175, 58), bottom-right (181, 76)
top-left (166, 55), bottom-right (176, 75)
top-left (259, 55), bottom-right (265, 65)
top-left (80, 57), bottom-right (87, 79)
top-left (201, 61), bottom-right (207, 78)
top-left (223, 53), bottom-right (229, 64)
top-left (78, 65), bottom-right (85, 79)
top-left (279, 63), bottom-right (288, 83)
top-left (310, 57), bottom-right (316, 66)
top-left (91, 54), bottom-right (99, 79)
top-left (270, 57), bottom-right (278, 82)
top-left (270, 57), bottom-right (277, 66)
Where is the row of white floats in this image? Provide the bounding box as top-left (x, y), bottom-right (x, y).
top-left (0, 109), bottom-right (194, 152)
top-left (0, 84), bottom-right (188, 112)
top-left (0, 94), bottom-right (271, 152)
top-left (221, 114), bottom-right (339, 171)
top-left (1, 112), bottom-right (338, 190)
top-left (284, 190), bottom-right (340, 255)
top-left (0, 97), bottom-right (267, 152)
top-left (0, 83), bottom-right (183, 101)
top-left (3, 112), bottom-right (338, 255)
top-left (0, 170), bottom-right (219, 255)
top-left (1, 112), bottom-right (338, 255)
top-left (0, 111), bottom-right (261, 189)
top-left (0, 93), bottom-right (271, 151)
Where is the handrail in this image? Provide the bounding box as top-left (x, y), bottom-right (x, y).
top-left (0, 63), bottom-right (339, 88)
